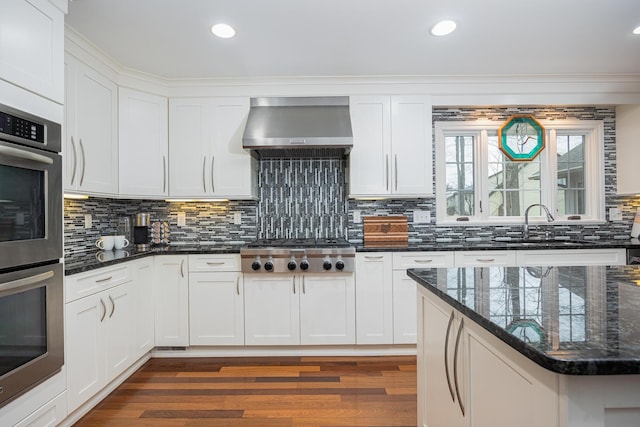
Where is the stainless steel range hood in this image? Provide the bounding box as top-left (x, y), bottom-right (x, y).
top-left (242, 96), bottom-right (353, 158)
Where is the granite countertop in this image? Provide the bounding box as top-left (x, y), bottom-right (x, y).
top-left (64, 244), bottom-right (244, 275)
top-left (65, 238), bottom-right (640, 276)
top-left (408, 265), bottom-right (640, 375)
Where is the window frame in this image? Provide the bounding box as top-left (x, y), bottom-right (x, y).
top-left (435, 119), bottom-right (604, 226)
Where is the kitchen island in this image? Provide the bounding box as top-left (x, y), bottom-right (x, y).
top-left (408, 266), bottom-right (640, 427)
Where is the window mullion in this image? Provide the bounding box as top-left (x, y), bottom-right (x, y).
top-left (477, 129), bottom-right (489, 221)
top-left (544, 129), bottom-right (557, 216)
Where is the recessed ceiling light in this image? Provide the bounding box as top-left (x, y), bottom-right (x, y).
top-left (430, 20), bottom-right (457, 37)
top-left (211, 23), bottom-right (236, 39)
top-left (633, 25), bottom-right (640, 35)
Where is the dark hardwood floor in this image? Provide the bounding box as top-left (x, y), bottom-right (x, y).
top-left (73, 355), bottom-right (417, 426)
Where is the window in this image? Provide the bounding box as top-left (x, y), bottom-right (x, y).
top-left (435, 120), bottom-right (604, 225)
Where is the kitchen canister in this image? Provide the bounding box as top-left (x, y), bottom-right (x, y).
top-left (631, 208), bottom-right (640, 238)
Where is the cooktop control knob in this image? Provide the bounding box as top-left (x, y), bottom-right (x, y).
top-left (251, 260), bottom-right (262, 271)
top-left (287, 258), bottom-right (297, 271)
top-left (335, 259), bottom-right (345, 271)
top-left (300, 258), bottom-right (310, 271)
top-left (323, 258), bottom-right (332, 271)
top-left (264, 259), bottom-right (274, 272)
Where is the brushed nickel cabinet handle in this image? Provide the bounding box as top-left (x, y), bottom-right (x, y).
top-left (475, 258), bottom-right (495, 263)
top-left (454, 318), bottom-right (465, 416)
top-left (292, 277), bottom-right (296, 294)
top-left (444, 311), bottom-right (455, 402)
top-left (108, 295), bottom-right (115, 318)
top-left (180, 259), bottom-right (185, 278)
top-left (302, 276), bottom-right (306, 294)
top-left (100, 298), bottom-right (107, 322)
top-left (70, 136), bottom-right (77, 185)
top-left (163, 156), bottom-right (167, 193)
top-left (364, 255), bottom-right (384, 260)
top-left (202, 156), bottom-right (207, 192)
top-left (385, 155), bottom-right (389, 191)
top-left (414, 259), bottom-right (433, 264)
top-left (206, 262), bottom-right (225, 266)
top-left (394, 154), bottom-right (398, 191)
top-left (95, 276), bottom-right (113, 283)
top-left (79, 139), bottom-right (86, 186)
top-left (236, 277), bottom-right (240, 295)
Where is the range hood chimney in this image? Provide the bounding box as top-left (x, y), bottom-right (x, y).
top-left (242, 96), bottom-right (353, 158)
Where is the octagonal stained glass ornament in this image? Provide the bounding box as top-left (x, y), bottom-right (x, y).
top-left (498, 115), bottom-right (546, 161)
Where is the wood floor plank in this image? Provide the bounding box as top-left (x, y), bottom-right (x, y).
top-left (72, 356), bottom-right (417, 427)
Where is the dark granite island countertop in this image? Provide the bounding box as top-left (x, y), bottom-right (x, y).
top-left (408, 265), bottom-right (640, 375)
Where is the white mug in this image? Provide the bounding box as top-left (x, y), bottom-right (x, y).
top-left (114, 235), bottom-right (130, 250)
top-left (96, 235), bottom-right (115, 251)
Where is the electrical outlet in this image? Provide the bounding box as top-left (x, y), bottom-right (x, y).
top-left (233, 212), bottom-right (242, 225)
top-left (177, 212), bottom-right (186, 227)
top-left (609, 207), bottom-right (623, 221)
top-left (353, 210), bottom-right (362, 224)
top-left (414, 210), bottom-right (431, 224)
top-left (84, 214), bottom-right (92, 228)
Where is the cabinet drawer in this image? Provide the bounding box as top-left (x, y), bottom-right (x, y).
top-left (454, 250), bottom-right (516, 267)
top-left (516, 248), bottom-right (625, 266)
top-left (392, 252), bottom-right (454, 269)
top-left (65, 264), bottom-right (131, 303)
top-left (188, 254), bottom-right (240, 272)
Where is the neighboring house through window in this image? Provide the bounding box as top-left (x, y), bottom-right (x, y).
top-left (435, 119), bottom-right (604, 226)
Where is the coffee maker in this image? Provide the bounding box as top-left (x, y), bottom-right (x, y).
top-left (133, 213), bottom-right (150, 249)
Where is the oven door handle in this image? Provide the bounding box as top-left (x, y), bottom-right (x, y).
top-left (0, 145), bottom-right (54, 165)
top-left (0, 270), bottom-right (54, 292)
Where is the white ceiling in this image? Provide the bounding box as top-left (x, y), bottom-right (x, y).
top-left (65, 0), bottom-right (640, 80)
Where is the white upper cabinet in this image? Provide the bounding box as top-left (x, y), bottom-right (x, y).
top-left (0, 0), bottom-right (65, 103)
top-left (349, 95), bottom-right (432, 198)
top-left (169, 97), bottom-right (256, 199)
top-left (64, 54), bottom-right (118, 195)
top-left (119, 88), bottom-right (168, 198)
top-left (616, 105), bottom-right (640, 195)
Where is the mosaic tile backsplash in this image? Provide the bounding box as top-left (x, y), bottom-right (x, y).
top-left (64, 105), bottom-right (639, 254)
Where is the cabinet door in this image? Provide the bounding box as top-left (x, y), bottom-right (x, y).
top-left (154, 255), bottom-right (189, 346)
top-left (104, 282), bottom-right (134, 381)
top-left (244, 275), bottom-right (300, 345)
top-left (349, 96), bottom-right (391, 196)
top-left (391, 95), bottom-right (433, 196)
top-left (210, 98), bottom-right (255, 198)
top-left (168, 99), bottom-right (209, 197)
top-left (300, 274), bottom-right (355, 345)
top-left (72, 60), bottom-right (118, 194)
top-left (65, 293), bottom-right (106, 413)
top-left (355, 253), bottom-right (393, 344)
top-left (132, 259), bottom-right (155, 359)
top-left (119, 88), bottom-right (168, 198)
top-left (418, 291), bottom-right (465, 427)
top-left (516, 248), bottom-right (625, 266)
top-left (189, 272), bottom-right (244, 345)
top-left (392, 271), bottom-right (417, 344)
top-left (0, 0), bottom-right (64, 102)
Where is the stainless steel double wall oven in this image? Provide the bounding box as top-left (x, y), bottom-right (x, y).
top-left (0, 103), bottom-right (63, 408)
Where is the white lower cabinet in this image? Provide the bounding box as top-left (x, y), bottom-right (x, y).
top-left (418, 285), bottom-right (560, 427)
top-left (189, 273), bottom-right (244, 345)
top-left (131, 258), bottom-right (155, 358)
top-left (65, 280), bottom-right (134, 413)
top-left (392, 252), bottom-right (455, 345)
top-left (244, 274), bottom-right (355, 346)
top-left (154, 255), bottom-right (189, 347)
top-left (355, 253), bottom-right (393, 344)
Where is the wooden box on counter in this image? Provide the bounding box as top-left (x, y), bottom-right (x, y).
top-left (363, 216), bottom-right (408, 247)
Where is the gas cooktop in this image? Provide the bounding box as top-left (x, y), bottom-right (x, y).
top-left (240, 238), bottom-right (354, 274)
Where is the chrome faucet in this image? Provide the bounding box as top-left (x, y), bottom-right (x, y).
top-left (523, 204), bottom-right (554, 239)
